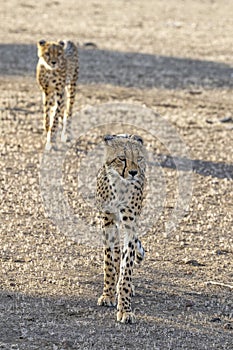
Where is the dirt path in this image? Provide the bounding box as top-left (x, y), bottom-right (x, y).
top-left (0, 1), bottom-right (233, 349)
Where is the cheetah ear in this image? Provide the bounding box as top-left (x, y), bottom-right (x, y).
top-left (132, 135), bottom-right (143, 145)
top-left (58, 40), bottom-right (65, 47)
top-left (131, 135), bottom-right (143, 145)
top-left (104, 134), bottom-right (116, 144)
top-left (38, 39), bottom-right (46, 47)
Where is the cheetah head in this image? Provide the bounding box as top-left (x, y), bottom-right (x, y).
top-left (104, 134), bottom-right (146, 181)
top-left (37, 40), bottom-right (65, 70)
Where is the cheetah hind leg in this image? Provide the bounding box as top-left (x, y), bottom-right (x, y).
top-left (131, 238), bottom-right (145, 297)
top-left (61, 81), bottom-right (76, 143)
top-left (61, 106), bottom-right (73, 143)
top-left (135, 238), bottom-right (145, 265)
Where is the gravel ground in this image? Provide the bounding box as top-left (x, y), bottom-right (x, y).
top-left (0, 1), bottom-right (233, 349)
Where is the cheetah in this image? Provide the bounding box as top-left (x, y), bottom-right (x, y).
top-left (96, 134), bottom-right (146, 323)
top-left (36, 39), bottom-right (79, 150)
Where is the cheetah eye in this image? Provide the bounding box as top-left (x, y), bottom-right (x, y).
top-left (137, 157), bottom-right (144, 162)
top-left (118, 156), bottom-right (126, 162)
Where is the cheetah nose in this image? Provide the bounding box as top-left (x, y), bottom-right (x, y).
top-left (129, 170), bottom-right (137, 177)
top-left (51, 60), bottom-right (56, 65)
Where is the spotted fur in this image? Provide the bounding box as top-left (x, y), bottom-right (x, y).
top-left (96, 134), bottom-right (146, 323)
top-left (36, 39), bottom-right (78, 150)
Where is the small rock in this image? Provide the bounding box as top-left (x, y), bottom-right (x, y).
top-left (216, 249), bottom-right (228, 255)
top-left (83, 42), bottom-right (98, 49)
top-left (184, 259), bottom-right (205, 267)
top-left (185, 301), bottom-right (194, 308)
top-left (210, 317), bottom-right (221, 323)
top-left (219, 116), bottom-right (233, 123)
top-left (188, 90), bottom-right (202, 95)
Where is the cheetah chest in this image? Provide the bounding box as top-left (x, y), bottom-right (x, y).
top-left (97, 169), bottom-right (144, 216)
top-left (39, 66), bottom-right (66, 91)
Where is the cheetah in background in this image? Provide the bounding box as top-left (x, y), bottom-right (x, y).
top-left (36, 39), bottom-right (79, 150)
top-left (96, 134), bottom-right (146, 323)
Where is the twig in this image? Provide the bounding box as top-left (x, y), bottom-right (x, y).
top-left (0, 107), bottom-right (37, 114)
top-left (205, 281), bottom-right (233, 290)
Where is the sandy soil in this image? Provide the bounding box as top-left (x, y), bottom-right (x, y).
top-left (0, 0), bottom-right (233, 349)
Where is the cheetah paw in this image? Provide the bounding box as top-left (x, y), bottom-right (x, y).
top-left (98, 295), bottom-right (116, 307)
top-left (117, 310), bottom-right (136, 324)
top-left (61, 131), bottom-right (72, 143)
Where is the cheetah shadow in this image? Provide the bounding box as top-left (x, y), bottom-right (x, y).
top-left (0, 44), bottom-right (233, 89)
top-left (152, 155), bottom-right (233, 180)
top-left (1, 43), bottom-right (232, 181)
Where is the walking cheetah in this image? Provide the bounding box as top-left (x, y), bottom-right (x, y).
top-left (36, 39), bottom-right (79, 150)
top-left (96, 134), bottom-right (146, 323)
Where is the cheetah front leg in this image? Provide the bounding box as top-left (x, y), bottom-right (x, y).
top-left (49, 90), bottom-right (65, 149)
top-left (42, 91), bottom-right (55, 151)
top-left (117, 221), bottom-right (138, 324)
top-left (98, 213), bottom-right (121, 307)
